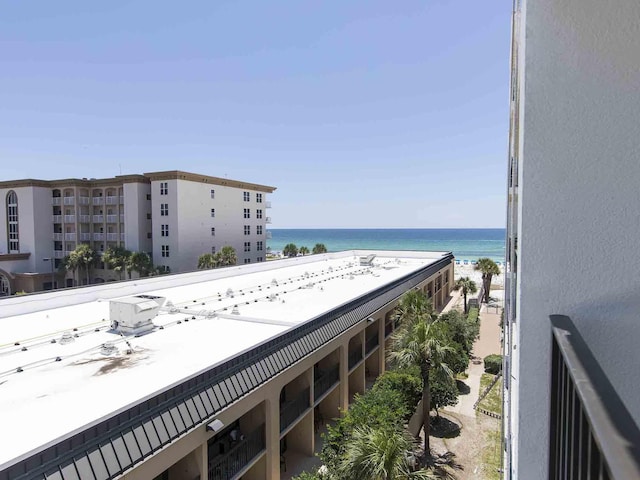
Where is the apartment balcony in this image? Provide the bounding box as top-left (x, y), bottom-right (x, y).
top-left (348, 348), bottom-right (363, 370)
top-left (92, 197), bottom-right (104, 205)
top-left (79, 215), bottom-right (91, 223)
top-left (63, 215), bottom-right (76, 223)
top-left (548, 315), bottom-right (640, 479)
top-left (119, 195), bottom-right (124, 204)
top-left (53, 250), bottom-right (65, 259)
top-left (52, 215), bottom-right (62, 224)
top-left (64, 250), bottom-right (74, 256)
top-left (106, 233), bottom-right (119, 242)
top-left (78, 196), bottom-right (90, 205)
top-left (280, 387), bottom-right (310, 433)
top-left (79, 233), bottom-right (91, 241)
top-left (314, 365), bottom-right (339, 402)
top-left (52, 233), bottom-right (63, 241)
top-left (106, 215), bottom-right (118, 223)
top-left (93, 233), bottom-right (105, 241)
top-left (265, 231), bottom-right (272, 239)
top-left (63, 197), bottom-right (75, 205)
top-left (51, 197), bottom-right (62, 206)
top-left (265, 201), bottom-right (272, 208)
top-left (119, 214), bottom-right (124, 222)
top-left (105, 196), bottom-right (118, 205)
top-left (365, 333), bottom-right (379, 355)
top-left (64, 233), bottom-right (76, 242)
top-left (208, 424), bottom-right (265, 480)
top-left (92, 215), bottom-right (104, 223)
top-left (385, 321), bottom-right (393, 338)
top-left (265, 217), bottom-right (272, 224)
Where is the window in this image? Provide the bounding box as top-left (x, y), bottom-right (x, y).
top-left (244, 225), bottom-right (250, 235)
top-left (161, 245), bottom-right (170, 257)
top-left (147, 232), bottom-right (152, 239)
top-left (244, 258), bottom-right (251, 264)
top-left (211, 208), bottom-right (215, 217)
top-left (256, 225), bottom-right (263, 235)
top-left (256, 193), bottom-right (263, 203)
top-left (211, 227), bottom-right (216, 236)
top-left (243, 191), bottom-right (250, 202)
top-left (243, 208), bottom-right (250, 219)
top-left (160, 182), bottom-right (168, 195)
top-left (244, 241), bottom-right (251, 252)
top-left (211, 246), bottom-right (216, 254)
top-left (256, 209), bottom-right (263, 219)
top-left (210, 189), bottom-right (215, 199)
top-left (147, 213), bottom-right (152, 220)
top-left (161, 224), bottom-right (169, 237)
top-left (160, 204), bottom-right (168, 216)
top-left (6, 191), bottom-right (19, 252)
top-left (257, 257), bottom-right (263, 262)
top-left (257, 241), bottom-right (263, 251)
top-left (146, 194), bottom-right (151, 200)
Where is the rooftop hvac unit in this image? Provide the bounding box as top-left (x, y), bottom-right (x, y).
top-left (109, 295), bottom-right (165, 335)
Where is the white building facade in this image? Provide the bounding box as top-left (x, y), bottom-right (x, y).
top-left (504, 0), bottom-right (640, 478)
top-left (0, 171), bottom-right (275, 294)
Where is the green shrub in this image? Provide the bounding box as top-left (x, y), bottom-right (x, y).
top-left (467, 307), bottom-right (479, 323)
top-left (484, 354), bottom-right (502, 374)
top-left (372, 371), bottom-right (422, 417)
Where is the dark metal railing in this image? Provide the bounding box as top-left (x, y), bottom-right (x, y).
top-left (314, 365), bottom-right (339, 402)
top-left (365, 334), bottom-right (379, 354)
top-left (385, 322), bottom-right (393, 337)
top-left (549, 315), bottom-right (640, 479)
top-left (348, 348), bottom-right (363, 369)
top-left (209, 424), bottom-right (265, 480)
top-left (280, 387), bottom-right (311, 432)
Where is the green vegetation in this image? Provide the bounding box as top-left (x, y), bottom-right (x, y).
top-left (478, 374), bottom-right (503, 416)
top-left (197, 246), bottom-right (237, 270)
top-left (103, 246), bottom-right (131, 280)
top-left (467, 307), bottom-right (479, 323)
top-left (481, 427), bottom-right (502, 480)
top-left (127, 251), bottom-right (153, 278)
top-left (283, 243), bottom-right (298, 257)
top-left (299, 246), bottom-right (310, 255)
top-left (475, 258), bottom-right (500, 303)
top-left (453, 276), bottom-right (477, 313)
top-left (312, 243), bottom-right (327, 254)
top-left (483, 354), bottom-right (502, 375)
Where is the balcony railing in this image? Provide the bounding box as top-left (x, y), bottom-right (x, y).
top-left (385, 322), bottom-right (393, 338)
top-left (79, 214), bottom-right (91, 223)
top-left (79, 233), bottom-right (91, 241)
top-left (64, 233), bottom-right (76, 241)
top-left (51, 197), bottom-right (62, 206)
top-left (64, 215), bottom-right (76, 223)
top-left (78, 196), bottom-right (90, 205)
top-left (92, 197), bottom-right (103, 205)
top-left (280, 387), bottom-right (310, 432)
top-left (52, 215), bottom-right (62, 223)
top-left (265, 217), bottom-right (272, 224)
top-left (106, 215), bottom-right (118, 223)
top-left (53, 250), bottom-right (65, 259)
top-left (106, 196), bottom-right (118, 205)
top-left (120, 233), bottom-right (125, 241)
top-left (93, 215), bottom-right (104, 223)
top-left (119, 214), bottom-right (124, 222)
top-left (314, 365), bottom-right (339, 402)
top-left (265, 201), bottom-right (272, 208)
top-left (549, 315), bottom-right (640, 480)
top-left (348, 348), bottom-right (363, 370)
top-left (52, 233), bottom-right (63, 241)
top-left (93, 233), bottom-right (105, 241)
top-left (106, 233), bottom-right (119, 242)
top-left (63, 196), bottom-right (75, 205)
top-left (119, 195), bottom-right (124, 204)
top-left (365, 334), bottom-right (379, 354)
top-left (266, 231), bottom-right (273, 239)
top-left (209, 424), bottom-right (265, 480)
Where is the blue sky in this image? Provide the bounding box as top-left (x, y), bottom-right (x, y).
top-left (0, 1), bottom-right (510, 228)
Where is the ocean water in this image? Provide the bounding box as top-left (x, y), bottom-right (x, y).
top-left (267, 229), bottom-right (505, 262)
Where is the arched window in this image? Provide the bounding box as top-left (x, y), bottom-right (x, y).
top-left (6, 191), bottom-right (19, 253)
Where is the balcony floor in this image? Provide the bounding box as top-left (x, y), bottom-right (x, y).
top-left (281, 420), bottom-right (334, 479)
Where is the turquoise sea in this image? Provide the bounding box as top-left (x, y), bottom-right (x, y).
top-left (267, 229), bottom-right (505, 262)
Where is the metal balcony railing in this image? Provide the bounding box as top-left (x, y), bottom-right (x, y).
top-left (79, 215), bottom-right (91, 223)
top-left (53, 251), bottom-right (65, 259)
top-left (52, 215), bottom-right (62, 223)
top-left (52, 233), bottom-right (63, 241)
top-left (265, 217), bottom-right (272, 224)
top-left (385, 322), bottom-right (393, 338)
top-left (209, 424), bottom-right (265, 480)
top-left (106, 215), bottom-right (118, 223)
top-left (314, 365), bottom-right (340, 402)
top-left (348, 348), bottom-right (363, 370)
top-left (549, 315), bottom-right (640, 480)
top-left (51, 197), bottom-right (61, 206)
top-left (106, 233), bottom-right (119, 242)
top-left (78, 196), bottom-right (90, 205)
top-left (92, 215), bottom-right (104, 223)
top-left (280, 387), bottom-right (310, 432)
top-left (64, 215), bottom-right (76, 223)
top-left (64, 233), bottom-right (76, 241)
top-left (105, 196), bottom-right (118, 205)
top-left (93, 233), bottom-right (105, 241)
top-left (365, 334), bottom-right (379, 354)
top-left (266, 231), bottom-right (273, 239)
top-left (63, 197), bottom-right (75, 205)
top-left (92, 197), bottom-right (103, 205)
top-left (79, 233), bottom-right (91, 241)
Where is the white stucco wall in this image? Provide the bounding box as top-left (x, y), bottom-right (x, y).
top-left (512, 0), bottom-right (640, 478)
top-left (123, 182), bottom-right (152, 253)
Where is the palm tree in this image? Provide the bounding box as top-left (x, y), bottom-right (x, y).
top-left (69, 244), bottom-right (99, 285)
top-left (453, 277), bottom-right (477, 314)
top-left (283, 243), bottom-right (298, 257)
top-left (197, 253), bottom-right (217, 269)
top-left (337, 426), bottom-right (437, 480)
top-left (475, 258), bottom-right (500, 303)
top-left (395, 290), bottom-right (437, 326)
top-left (388, 312), bottom-right (454, 456)
top-left (127, 251), bottom-right (153, 278)
top-left (299, 246), bottom-right (310, 256)
top-left (218, 246), bottom-right (237, 266)
top-left (59, 255), bottom-right (78, 286)
top-left (312, 243), bottom-right (327, 254)
top-left (103, 246), bottom-right (131, 280)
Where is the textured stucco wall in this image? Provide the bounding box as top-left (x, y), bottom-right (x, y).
top-left (515, 0), bottom-right (640, 477)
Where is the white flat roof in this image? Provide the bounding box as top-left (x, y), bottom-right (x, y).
top-left (0, 250), bottom-right (450, 466)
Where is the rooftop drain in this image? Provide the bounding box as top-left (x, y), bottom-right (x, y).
top-left (271, 279), bottom-right (278, 286)
top-left (59, 332), bottom-right (75, 345)
top-left (226, 288), bottom-right (234, 297)
top-left (100, 342), bottom-right (117, 356)
top-left (231, 306), bottom-right (240, 315)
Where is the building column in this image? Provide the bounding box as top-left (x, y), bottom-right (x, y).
top-left (377, 317), bottom-right (386, 375)
top-left (338, 344), bottom-right (349, 412)
top-left (197, 442), bottom-right (207, 480)
top-left (265, 398), bottom-right (281, 480)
